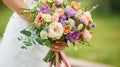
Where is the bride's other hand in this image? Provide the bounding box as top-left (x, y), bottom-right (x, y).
top-left (2, 0), bottom-right (32, 23)
top-left (50, 41), bottom-right (67, 52)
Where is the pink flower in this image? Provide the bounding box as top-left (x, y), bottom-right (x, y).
top-left (34, 13), bottom-right (44, 25)
top-left (78, 15), bottom-right (89, 26)
top-left (77, 11), bottom-right (93, 26)
top-left (84, 11), bottom-right (93, 22)
top-left (51, 13), bottom-right (59, 22)
top-left (82, 29), bottom-right (92, 41)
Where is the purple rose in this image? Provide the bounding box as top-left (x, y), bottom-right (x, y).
top-left (66, 31), bottom-right (81, 43)
top-left (60, 20), bottom-right (67, 26)
top-left (65, 7), bottom-right (77, 17)
top-left (60, 14), bottom-right (67, 20)
top-left (59, 14), bottom-right (68, 26)
top-left (39, 5), bottom-right (51, 14)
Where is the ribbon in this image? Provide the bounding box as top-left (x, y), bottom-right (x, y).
top-left (55, 52), bottom-right (60, 67)
top-left (60, 51), bottom-right (71, 67)
top-left (49, 60), bottom-right (52, 67)
top-left (52, 51), bottom-right (71, 67)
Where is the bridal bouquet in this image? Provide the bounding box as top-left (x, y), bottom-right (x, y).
top-left (18, 0), bottom-right (97, 67)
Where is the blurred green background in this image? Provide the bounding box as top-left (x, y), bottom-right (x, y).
top-left (0, 0), bottom-right (120, 67)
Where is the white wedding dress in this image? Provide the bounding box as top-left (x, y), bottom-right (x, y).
top-left (0, 0), bottom-right (51, 67)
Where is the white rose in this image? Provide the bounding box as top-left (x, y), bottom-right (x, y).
top-left (48, 22), bottom-right (63, 39)
top-left (40, 30), bottom-right (48, 39)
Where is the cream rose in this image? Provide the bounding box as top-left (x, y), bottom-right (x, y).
top-left (48, 22), bottom-right (63, 39)
top-left (40, 30), bottom-right (48, 40)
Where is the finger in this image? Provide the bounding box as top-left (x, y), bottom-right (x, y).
top-left (55, 41), bottom-right (65, 45)
top-left (50, 47), bottom-right (61, 52)
top-left (53, 47), bottom-right (66, 51)
top-left (50, 45), bottom-right (65, 50)
top-left (50, 45), bottom-right (59, 49)
top-left (55, 41), bottom-right (62, 43)
top-left (50, 45), bottom-right (66, 52)
top-left (54, 43), bottom-right (66, 46)
top-left (51, 44), bottom-right (67, 49)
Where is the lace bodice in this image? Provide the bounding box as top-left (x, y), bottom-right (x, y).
top-left (24, 0), bottom-right (37, 9)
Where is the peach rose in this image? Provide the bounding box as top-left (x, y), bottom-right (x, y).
top-left (34, 13), bottom-right (44, 25)
top-left (84, 11), bottom-right (93, 22)
top-left (64, 25), bottom-right (72, 34)
top-left (82, 29), bottom-right (92, 41)
top-left (71, 1), bottom-right (81, 11)
top-left (55, 8), bottom-right (64, 16)
top-left (51, 13), bottom-right (59, 22)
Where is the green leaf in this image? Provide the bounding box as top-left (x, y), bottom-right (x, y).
top-left (35, 38), bottom-right (44, 45)
top-left (43, 50), bottom-right (55, 62)
top-left (45, 40), bottom-right (52, 47)
top-left (73, 43), bottom-right (75, 46)
top-left (33, 40), bottom-right (36, 45)
top-left (18, 37), bottom-right (21, 41)
top-left (25, 42), bottom-right (32, 46)
top-left (20, 30), bottom-right (31, 37)
top-left (21, 46), bottom-right (27, 49)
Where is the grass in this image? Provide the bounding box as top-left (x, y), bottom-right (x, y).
top-left (0, 6), bottom-right (13, 37)
top-left (65, 14), bottom-right (120, 67)
top-left (0, 2), bottom-right (120, 67)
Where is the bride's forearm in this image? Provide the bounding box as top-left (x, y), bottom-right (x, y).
top-left (2, 0), bottom-right (32, 23)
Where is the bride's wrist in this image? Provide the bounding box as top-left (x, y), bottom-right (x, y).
top-left (20, 14), bottom-right (33, 23)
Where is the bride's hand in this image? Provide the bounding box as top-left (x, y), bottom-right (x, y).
top-left (50, 41), bottom-right (67, 52)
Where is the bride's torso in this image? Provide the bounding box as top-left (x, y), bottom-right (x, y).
top-left (0, 0), bottom-right (49, 67)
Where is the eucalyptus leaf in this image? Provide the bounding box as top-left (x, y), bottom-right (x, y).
top-left (18, 37), bottom-right (21, 41)
top-left (35, 38), bottom-right (44, 45)
top-left (21, 46), bottom-right (27, 49)
top-left (25, 42), bottom-right (32, 46)
top-left (20, 30), bottom-right (32, 37)
top-left (33, 40), bottom-right (36, 45)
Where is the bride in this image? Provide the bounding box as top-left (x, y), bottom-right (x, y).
top-left (0, 0), bottom-right (66, 67)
